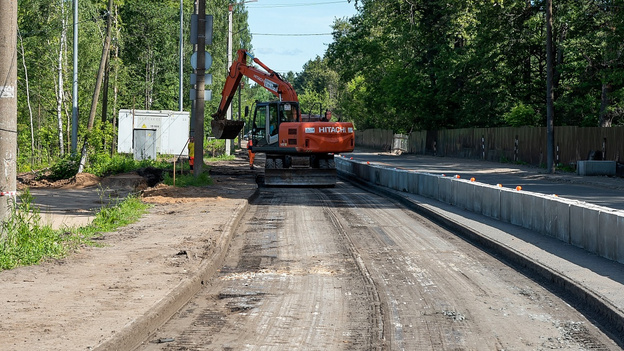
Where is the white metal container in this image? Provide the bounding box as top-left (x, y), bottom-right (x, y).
top-left (117, 109), bottom-right (190, 157)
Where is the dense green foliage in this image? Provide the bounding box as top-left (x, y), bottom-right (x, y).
top-left (16, 0), bottom-right (253, 173)
top-left (15, 0), bottom-right (624, 174)
top-left (319, 0), bottom-right (624, 132)
top-left (0, 190), bottom-right (148, 270)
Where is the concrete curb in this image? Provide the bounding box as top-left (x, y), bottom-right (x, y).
top-left (338, 172), bottom-right (624, 345)
top-left (94, 189), bottom-right (260, 351)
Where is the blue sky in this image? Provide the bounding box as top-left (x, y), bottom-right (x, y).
top-left (245, 0), bottom-right (358, 74)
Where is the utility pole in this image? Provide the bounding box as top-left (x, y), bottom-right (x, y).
top-left (0, 0), bottom-right (18, 222)
top-left (194, 0), bottom-right (206, 176)
top-left (546, 0), bottom-right (555, 174)
top-left (71, 0), bottom-right (79, 153)
top-left (179, 0), bottom-right (184, 112)
top-left (226, 4), bottom-right (233, 156)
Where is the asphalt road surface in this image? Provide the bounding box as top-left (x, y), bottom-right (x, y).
top-left (138, 182), bottom-right (620, 350)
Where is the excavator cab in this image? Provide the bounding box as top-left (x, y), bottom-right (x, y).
top-left (251, 101), bottom-right (299, 147)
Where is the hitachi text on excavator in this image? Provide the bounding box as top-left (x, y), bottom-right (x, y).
top-left (211, 49), bottom-right (355, 186)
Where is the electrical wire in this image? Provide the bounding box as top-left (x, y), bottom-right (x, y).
top-left (251, 33), bottom-right (332, 36)
top-left (247, 1), bottom-right (349, 9)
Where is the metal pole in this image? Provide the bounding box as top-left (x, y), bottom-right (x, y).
top-left (546, 0), bottom-right (555, 173)
top-left (238, 82), bottom-right (242, 149)
top-left (179, 0), bottom-right (184, 111)
top-left (0, 0), bottom-right (18, 222)
top-left (194, 0), bottom-right (206, 176)
top-left (71, 0), bottom-right (79, 153)
top-left (226, 4), bottom-right (233, 156)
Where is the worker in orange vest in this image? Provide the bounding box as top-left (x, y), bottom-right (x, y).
top-left (188, 136), bottom-right (195, 170)
top-left (247, 138), bottom-right (255, 169)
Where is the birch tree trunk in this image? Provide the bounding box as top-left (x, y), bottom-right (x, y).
top-left (18, 32), bottom-right (35, 168)
top-left (56, 0), bottom-right (67, 156)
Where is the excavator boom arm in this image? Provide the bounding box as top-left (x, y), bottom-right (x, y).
top-left (212, 50), bottom-right (298, 122)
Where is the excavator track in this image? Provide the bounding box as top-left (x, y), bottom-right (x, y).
top-left (260, 155), bottom-right (337, 187)
top-left (263, 168), bottom-right (336, 187)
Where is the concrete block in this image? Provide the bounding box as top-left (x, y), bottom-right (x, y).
top-left (583, 207), bottom-right (601, 255)
top-left (386, 168), bottom-right (400, 191)
top-left (361, 163), bottom-right (370, 181)
top-left (407, 171), bottom-right (419, 194)
top-left (389, 168), bottom-right (399, 190)
top-left (376, 167), bottom-right (390, 187)
top-left (471, 183), bottom-right (485, 214)
top-left (352, 162), bottom-right (364, 179)
top-left (480, 184), bottom-right (501, 220)
top-left (418, 173), bottom-right (439, 199)
top-left (500, 188), bottom-right (521, 225)
top-left (509, 190), bottom-right (524, 227)
top-left (618, 216), bottom-right (624, 264)
top-left (395, 169), bottom-right (409, 192)
top-left (498, 188), bottom-right (525, 226)
top-left (358, 162), bottom-right (369, 181)
top-left (598, 210), bottom-right (623, 261)
top-left (438, 176), bottom-right (453, 204)
top-left (569, 203), bottom-right (600, 253)
top-left (543, 196), bottom-right (571, 242)
top-left (336, 157), bottom-right (351, 174)
top-left (453, 180), bottom-right (473, 211)
top-left (577, 160), bottom-right (616, 176)
top-left (525, 192), bottom-right (547, 233)
top-left (569, 204), bottom-right (584, 248)
top-left (344, 158), bottom-right (353, 174)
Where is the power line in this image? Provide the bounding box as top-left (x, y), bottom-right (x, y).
top-left (247, 1), bottom-right (348, 9)
top-left (251, 32), bottom-right (332, 36)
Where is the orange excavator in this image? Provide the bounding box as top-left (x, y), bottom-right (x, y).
top-left (212, 49), bottom-right (355, 186)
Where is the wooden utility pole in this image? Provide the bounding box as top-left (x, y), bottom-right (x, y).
top-left (0, 0), bottom-right (18, 222)
top-left (546, 0), bottom-right (555, 174)
top-left (194, 0), bottom-right (206, 176)
top-left (78, 0), bottom-right (114, 173)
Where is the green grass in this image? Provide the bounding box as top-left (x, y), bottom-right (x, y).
top-left (76, 194), bottom-right (149, 238)
top-left (205, 154), bottom-right (236, 162)
top-left (0, 189), bottom-right (149, 271)
top-left (163, 171), bottom-right (213, 187)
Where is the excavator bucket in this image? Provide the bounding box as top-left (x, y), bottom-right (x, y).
top-left (211, 119), bottom-right (245, 139)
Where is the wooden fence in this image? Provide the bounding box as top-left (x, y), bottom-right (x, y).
top-left (355, 126), bottom-right (624, 166)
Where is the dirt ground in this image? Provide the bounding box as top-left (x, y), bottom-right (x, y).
top-left (1, 155), bottom-right (258, 351)
top-left (3, 152), bottom-right (623, 350)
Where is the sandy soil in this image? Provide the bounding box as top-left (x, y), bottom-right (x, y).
top-left (1, 156), bottom-right (258, 351)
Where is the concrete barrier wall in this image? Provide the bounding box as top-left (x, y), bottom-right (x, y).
top-left (336, 156), bottom-right (624, 264)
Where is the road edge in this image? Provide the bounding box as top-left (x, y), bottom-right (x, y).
top-left (93, 189), bottom-right (260, 351)
top-left (339, 173), bottom-right (624, 347)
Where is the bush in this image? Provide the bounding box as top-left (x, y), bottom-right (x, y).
top-left (86, 153), bottom-right (169, 177)
top-left (503, 103), bottom-right (539, 127)
top-left (49, 155), bottom-right (80, 180)
top-left (205, 138), bottom-right (226, 157)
